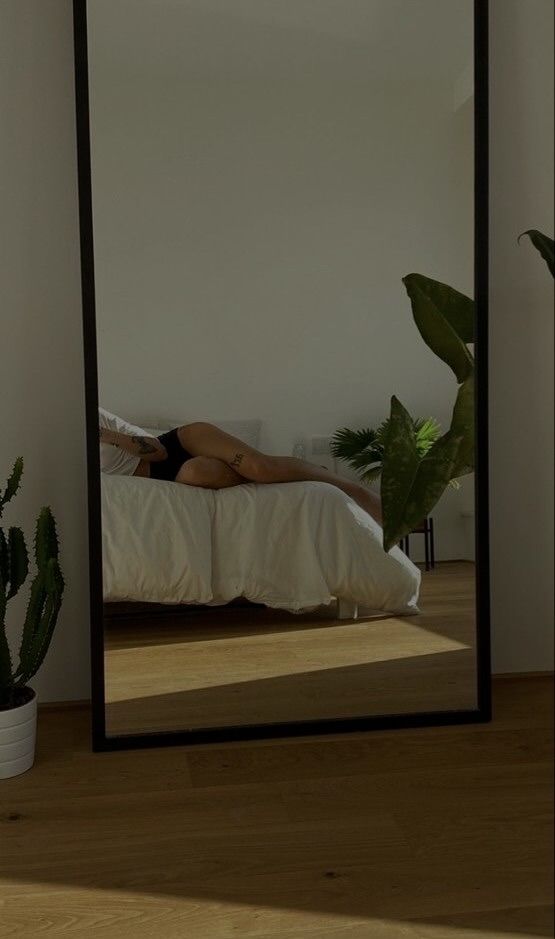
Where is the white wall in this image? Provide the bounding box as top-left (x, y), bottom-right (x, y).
top-left (0, 0), bottom-right (552, 703)
top-left (489, 0), bottom-right (554, 673)
top-left (0, 1), bottom-right (90, 702)
top-left (91, 80), bottom-right (474, 464)
top-left (89, 16), bottom-right (475, 560)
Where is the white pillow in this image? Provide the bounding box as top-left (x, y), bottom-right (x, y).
top-left (159, 418), bottom-right (262, 450)
top-left (127, 417), bottom-right (165, 437)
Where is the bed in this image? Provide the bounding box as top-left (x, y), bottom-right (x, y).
top-left (101, 474), bottom-right (421, 616)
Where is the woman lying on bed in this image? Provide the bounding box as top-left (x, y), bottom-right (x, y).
top-left (99, 408), bottom-right (382, 524)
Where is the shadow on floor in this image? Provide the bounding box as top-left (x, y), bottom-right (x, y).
top-left (105, 646), bottom-right (477, 735)
top-left (1, 679), bottom-right (553, 937)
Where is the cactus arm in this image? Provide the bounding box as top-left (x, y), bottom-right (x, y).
top-left (34, 506), bottom-right (59, 569)
top-left (0, 464), bottom-right (64, 697)
top-left (14, 559), bottom-right (64, 687)
top-left (7, 527), bottom-right (29, 600)
top-left (13, 576), bottom-right (47, 680)
top-left (0, 528), bottom-right (8, 585)
top-left (13, 509), bottom-right (63, 683)
top-left (0, 572), bottom-right (14, 705)
top-left (0, 458), bottom-right (24, 519)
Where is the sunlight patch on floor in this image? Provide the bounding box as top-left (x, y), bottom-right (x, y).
top-left (0, 883), bottom-right (535, 939)
top-left (105, 621), bottom-right (470, 701)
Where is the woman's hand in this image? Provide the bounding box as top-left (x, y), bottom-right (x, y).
top-left (99, 427), bottom-right (115, 445)
top-left (99, 427), bottom-right (167, 462)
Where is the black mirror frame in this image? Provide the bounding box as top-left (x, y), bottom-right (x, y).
top-left (73, 0), bottom-right (491, 752)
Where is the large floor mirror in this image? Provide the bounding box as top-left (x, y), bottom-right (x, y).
top-left (74, 0), bottom-right (490, 749)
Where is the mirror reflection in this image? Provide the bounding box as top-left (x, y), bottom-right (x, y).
top-left (89, 0), bottom-right (478, 737)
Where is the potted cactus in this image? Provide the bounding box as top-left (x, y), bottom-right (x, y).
top-left (0, 458), bottom-right (64, 778)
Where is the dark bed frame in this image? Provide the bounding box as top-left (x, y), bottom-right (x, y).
top-left (103, 597), bottom-right (266, 623)
top-left (73, 0), bottom-right (491, 752)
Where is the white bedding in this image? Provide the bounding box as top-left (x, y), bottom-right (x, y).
top-left (101, 475), bottom-right (421, 614)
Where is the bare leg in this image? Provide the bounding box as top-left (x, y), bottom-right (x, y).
top-left (175, 456), bottom-right (243, 489)
top-left (178, 423), bottom-right (382, 524)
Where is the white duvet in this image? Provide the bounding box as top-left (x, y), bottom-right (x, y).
top-left (101, 475), bottom-right (421, 614)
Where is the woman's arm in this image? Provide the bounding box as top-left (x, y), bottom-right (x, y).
top-left (99, 428), bottom-right (167, 462)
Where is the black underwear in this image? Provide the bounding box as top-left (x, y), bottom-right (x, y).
top-left (150, 428), bottom-right (193, 482)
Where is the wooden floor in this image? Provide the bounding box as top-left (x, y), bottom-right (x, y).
top-left (0, 675), bottom-right (552, 938)
top-left (105, 562), bottom-right (477, 735)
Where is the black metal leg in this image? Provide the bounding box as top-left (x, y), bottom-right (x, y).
top-left (401, 520), bottom-right (436, 569)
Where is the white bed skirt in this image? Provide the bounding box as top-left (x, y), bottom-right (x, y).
top-left (101, 475), bottom-right (421, 615)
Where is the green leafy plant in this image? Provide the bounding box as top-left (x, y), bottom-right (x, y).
top-left (0, 459), bottom-right (64, 710)
top-left (518, 229), bottom-right (554, 277)
top-left (332, 417), bottom-right (442, 483)
top-left (379, 274), bottom-right (475, 551)
top-left (348, 227), bottom-right (552, 553)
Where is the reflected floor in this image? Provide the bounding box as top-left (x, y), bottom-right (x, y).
top-left (104, 561), bottom-right (477, 736)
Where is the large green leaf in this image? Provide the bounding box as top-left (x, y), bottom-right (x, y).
top-left (450, 374), bottom-right (475, 477)
top-left (381, 397), bottom-right (463, 551)
top-left (403, 274), bottom-right (475, 383)
top-left (518, 229), bottom-right (554, 277)
top-left (403, 273), bottom-right (475, 343)
top-left (400, 430), bottom-right (463, 535)
top-left (381, 398), bottom-right (421, 549)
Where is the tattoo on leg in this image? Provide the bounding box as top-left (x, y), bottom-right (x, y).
top-left (230, 452), bottom-right (244, 468)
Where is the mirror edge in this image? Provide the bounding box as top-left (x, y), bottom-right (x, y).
top-left (72, 0), bottom-right (491, 752)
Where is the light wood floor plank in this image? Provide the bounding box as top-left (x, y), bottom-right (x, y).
top-left (0, 675), bottom-right (552, 938)
top-left (0, 676), bottom-right (553, 939)
top-left (104, 561), bottom-right (477, 735)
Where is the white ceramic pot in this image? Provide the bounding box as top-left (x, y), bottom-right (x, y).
top-left (0, 688), bottom-right (37, 779)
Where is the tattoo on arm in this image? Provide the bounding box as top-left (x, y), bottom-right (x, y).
top-left (131, 436), bottom-right (159, 455)
top-left (230, 452), bottom-right (244, 468)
